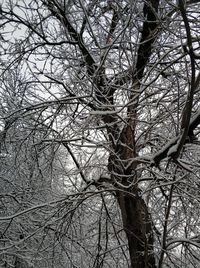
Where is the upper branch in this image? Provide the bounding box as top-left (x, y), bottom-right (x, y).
top-left (167, 0), bottom-right (196, 159)
top-left (43, 0), bottom-right (96, 75)
top-left (135, 0), bottom-right (160, 80)
top-left (108, 0), bottom-right (160, 90)
top-left (152, 108), bottom-right (200, 166)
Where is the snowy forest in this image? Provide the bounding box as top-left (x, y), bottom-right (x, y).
top-left (1, 0), bottom-right (200, 267)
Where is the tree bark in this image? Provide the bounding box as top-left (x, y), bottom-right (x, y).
top-left (117, 190), bottom-right (156, 268)
top-left (108, 124), bottom-right (156, 268)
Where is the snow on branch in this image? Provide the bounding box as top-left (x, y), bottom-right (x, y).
top-left (151, 109), bottom-right (200, 166)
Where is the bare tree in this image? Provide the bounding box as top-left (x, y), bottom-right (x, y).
top-left (1, 0), bottom-right (200, 267)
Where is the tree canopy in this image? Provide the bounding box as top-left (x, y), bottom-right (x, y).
top-left (1, 0), bottom-right (200, 267)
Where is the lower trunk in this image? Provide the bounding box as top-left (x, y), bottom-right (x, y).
top-left (107, 119), bottom-right (156, 267)
top-left (117, 188), bottom-right (156, 268)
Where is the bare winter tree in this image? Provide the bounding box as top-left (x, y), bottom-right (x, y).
top-left (1, 0), bottom-right (200, 267)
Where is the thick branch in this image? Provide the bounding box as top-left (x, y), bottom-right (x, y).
top-left (135, 0), bottom-right (160, 80)
top-left (152, 109), bottom-right (200, 166)
top-left (44, 0), bottom-right (96, 75)
top-left (107, 0), bottom-right (160, 90)
top-left (170, 0), bottom-right (196, 158)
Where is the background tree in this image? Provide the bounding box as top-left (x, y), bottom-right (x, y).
top-left (1, 0), bottom-right (200, 267)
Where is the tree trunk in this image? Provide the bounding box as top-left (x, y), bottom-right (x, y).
top-left (108, 123), bottom-right (156, 268)
top-left (103, 1), bottom-right (160, 264)
top-left (117, 190), bottom-right (156, 268)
